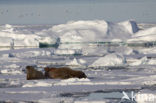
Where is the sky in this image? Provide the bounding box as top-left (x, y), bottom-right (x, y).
top-left (0, 0), bottom-right (156, 24)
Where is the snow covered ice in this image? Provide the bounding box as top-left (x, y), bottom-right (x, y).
top-left (0, 20), bottom-right (140, 48)
top-left (1, 20), bottom-right (156, 103)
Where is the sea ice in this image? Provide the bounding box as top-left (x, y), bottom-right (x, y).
top-left (52, 20), bottom-right (138, 43)
top-left (128, 27), bottom-right (156, 42)
top-left (90, 53), bottom-right (126, 67)
top-left (0, 21), bottom-right (156, 102)
top-left (1, 20), bottom-right (156, 48)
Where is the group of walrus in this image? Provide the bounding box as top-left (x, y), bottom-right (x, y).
top-left (26, 66), bottom-right (87, 80)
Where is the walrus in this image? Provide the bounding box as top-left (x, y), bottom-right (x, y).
top-left (26, 66), bottom-right (45, 80)
top-left (44, 67), bottom-right (87, 79)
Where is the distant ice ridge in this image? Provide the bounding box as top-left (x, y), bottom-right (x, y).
top-left (52, 20), bottom-right (138, 43)
top-left (1, 20), bottom-right (156, 47)
top-left (0, 24), bottom-right (56, 47)
top-left (128, 26), bottom-right (156, 42)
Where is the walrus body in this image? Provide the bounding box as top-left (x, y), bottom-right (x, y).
top-left (26, 66), bottom-right (45, 80)
top-left (44, 67), bottom-right (87, 79)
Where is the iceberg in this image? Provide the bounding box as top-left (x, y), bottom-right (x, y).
top-left (0, 24), bottom-right (57, 47)
top-left (90, 53), bottom-right (126, 67)
top-left (52, 20), bottom-right (138, 43)
top-left (128, 27), bottom-right (156, 43)
top-left (1, 20), bottom-right (156, 48)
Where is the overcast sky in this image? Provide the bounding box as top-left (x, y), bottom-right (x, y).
top-left (0, 0), bottom-right (156, 24)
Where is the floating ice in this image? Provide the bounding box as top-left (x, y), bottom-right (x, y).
top-left (54, 78), bottom-right (91, 86)
top-left (22, 81), bottom-right (52, 87)
top-left (91, 53), bottom-right (126, 67)
top-left (138, 47), bottom-right (156, 54)
top-left (119, 20), bottom-right (138, 34)
top-left (0, 69), bottom-right (22, 75)
top-left (3, 20), bottom-right (156, 48)
top-left (66, 58), bottom-right (81, 66)
top-left (54, 49), bottom-right (81, 55)
top-left (0, 24), bottom-right (56, 47)
top-left (61, 78), bottom-right (90, 82)
top-left (129, 56), bottom-right (156, 66)
top-left (128, 27), bottom-right (156, 42)
top-left (52, 20), bottom-right (138, 43)
top-left (11, 50), bottom-right (51, 58)
top-left (0, 21), bottom-right (156, 103)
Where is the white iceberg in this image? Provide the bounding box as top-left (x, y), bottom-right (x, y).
top-left (128, 26), bottom-right (156, 43)
top-left (90, 53), bottom-right (126, 67)
top-left (52, 20), bottom-right (138, 43)
top-left (0, 20), bottom-right (143, 47)
top-left (1, 20), bottom-right (156, 48)
top-left (129, 56), bottom-right (156, 66)
top-left (0, 24), bottom-right (57, 47)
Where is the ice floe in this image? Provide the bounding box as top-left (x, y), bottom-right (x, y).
top-left (0, 20), bottom-right (141, 47)
top-left (22, 81), bottom-right (52, 87)
top-left (1, 20), bottom-right (156, 49)
top-left (91, 53), bottom-right (126, 67)
top-left (52, 20), bottom-right (138, 43)
top-left (128, 26), bottom-right (156, 43)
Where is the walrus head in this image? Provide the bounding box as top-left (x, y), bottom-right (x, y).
top-left (44, 67), bottom-right (52, 78)
top-left (26, 66), bottom-right (45, 80)
top-left (44, 67), bottom-right (50, 72)
top-left (26, 66), bottom-right (34, 70)
top-left (77, 71), bottom-right (87, 78)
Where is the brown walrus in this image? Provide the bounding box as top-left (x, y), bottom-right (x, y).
top-left (44, 67), bottom-right (87, 79)
top-left (26, 66), bottom-right (45, 80)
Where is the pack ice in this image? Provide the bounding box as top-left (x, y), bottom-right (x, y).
top-left (0, 20), bottom-right (140, 47)
top-left (1, 20), bottom-right (156, 103)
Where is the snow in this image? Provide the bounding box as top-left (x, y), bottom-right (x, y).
top-left (137, 47), bottom-right (156, 54)
top-left (0, 25), bottom-right (56, 47)
top-left (55, 78), bottom-right (91, 86)
top-left (23, 81), bottom-right (52, 87)
top-left (0, 21), bottom-right (156, 102)
top-left (0, 20), bottom-right (156, 48)
top-left (54, 49), bottom-right (81, 55)
top-left (66, 58), bottom-right (81, 66)
top-left (128, 26), bottom-right (156, 42)
top-left (128, 56), bottom-right (156, 66)
top-left (0, 69), bottom-right (22, 75)
top-left (91, 53), bottom-right (126, 67)
top-left (52, 20), bottom-right (137, 43)
top-left (119, 20), bottom-right (138, 34)
top-left (129, 56), bottom-right (148, 66)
